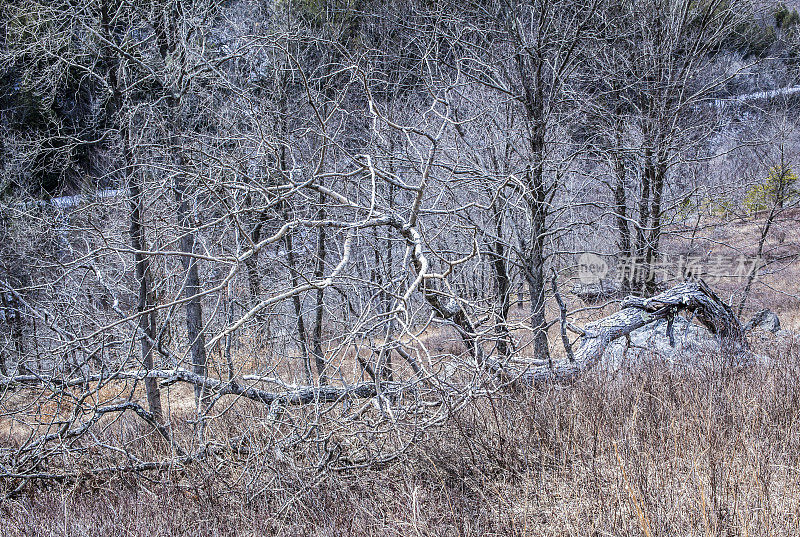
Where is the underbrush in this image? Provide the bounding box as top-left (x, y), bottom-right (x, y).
top-left (2, 349), bottom-right (799, 536)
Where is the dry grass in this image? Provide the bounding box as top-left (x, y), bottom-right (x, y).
top-left (1, 342), bottom-right (799, 536)
top-left (664, 210), bottom-right (800, 328)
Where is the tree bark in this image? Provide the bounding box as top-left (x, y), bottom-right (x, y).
top-left (611, 131), bottom-right (633, 294)
top-left (128, 173), bottom-right (163, 422)
top-left (102, 0), bottom-right (163, 420)
top-left (245, 211), bottom-right (263, 304)
top-left (528, 280), bottom-right (749, 384)
top-left (174, 167), bottom-right (209, 406)
top-left (283, 217), bottom-right (313, 384)
top-left (311, 191), bottom-right (328, 385)
top-left (489, 198), bottom-right (513, 359)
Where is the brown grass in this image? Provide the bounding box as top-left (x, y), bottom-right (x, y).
top-left (663, 211), bottom-right (800, 329)
top-left (2, 343), bottom-right (800, 536)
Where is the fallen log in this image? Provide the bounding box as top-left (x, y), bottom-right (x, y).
top-left (0, 280), bottom-right (753, 488)
top-left (0, 368), bottom-right (407, 406)
top-left (0, 282), bottom-right (748, 398)
top-left (570, 279), bottom-right (623, 304)
top-left (526, 280), bottom-right (749, 384)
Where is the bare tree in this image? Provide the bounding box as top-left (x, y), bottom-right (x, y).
top-left (0, 0), bottom-right (791, 502)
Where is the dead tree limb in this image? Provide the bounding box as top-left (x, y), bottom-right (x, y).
top-left (526, 280), bottom-right (749, 384)
top-left (0, 369), bottom-right (406, 407)
top-left (0, 283), bottom-right (748, 407)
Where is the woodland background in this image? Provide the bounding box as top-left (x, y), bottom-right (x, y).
top-left (1, 0), bottom-right (800, 534)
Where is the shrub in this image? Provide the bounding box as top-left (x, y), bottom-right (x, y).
top-left (775, 3), bottom-right (800, 30)
top-left (743, 166), bottom-right (798, 214)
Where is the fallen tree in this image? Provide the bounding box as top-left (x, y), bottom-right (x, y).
top-left (0, 280), bottom-right (749, 401)
top-left (0, 279), bottom-right (752, 489)
top-left (524, 279), bottom-right (749, 384)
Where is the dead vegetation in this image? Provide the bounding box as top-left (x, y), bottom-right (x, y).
top-left (2, 343), bottom-right (799, 536)
top-left (2, 0), bottom-right (800, 533)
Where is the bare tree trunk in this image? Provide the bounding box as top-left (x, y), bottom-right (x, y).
top-left (489, 197), bottom-right (513, 359)
top-left (0, 212), bottom-right (11, 377)
top-left (612, 136), bottom-right (633, 294)
top-left (373, 226), bottom-right (394, 381)
top-left (633, 146), bottom-right (654, 295)
top-left (102, 0), bottom-right (162, 419)
top-left (169, 109), bottom-right (208, 407)
top-left (174, 167), bottom-right (209, 406)
top-left (551, 269), bottom-right (575, 363)
top-left (152, 1), bottom-right (208, 407)
top-left (524, 246), bottom-right (550, 363)
top-left (737, 151), bottom-right (792, 317)
top-left (515, 38), bottom-right (552, 364)
top-left (128, 172), bottom-right (163, 422)
top-left (520, 159), bottom-right (551, 363)
top-left (0, 291), bottom-right (25, 376)
top-left (311, 190), bottom-right (328, 385)
top-left (644, 152), bottom-right (667, 295)
top-left (283, 215), bottom-right (313, 384)
top-left (245, 211), bottom-right (262, 304)
top-left (737, 203), bottom-right (776, 317)
top-left (380, 176), bottom-right (396, 380)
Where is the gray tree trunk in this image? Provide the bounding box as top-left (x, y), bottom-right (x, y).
top-left (102, 1), bottom-right (163, 420)
top-left (174, 168), bottom-right (209, 406)
top-left (128, 173), bottom-right (164, 422)
top-left (311, 191), bottom-right (328, 385)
